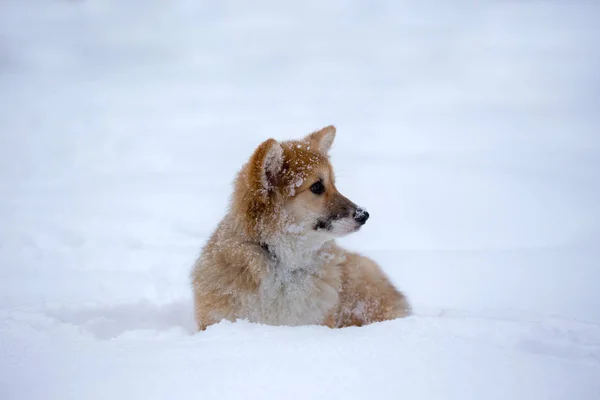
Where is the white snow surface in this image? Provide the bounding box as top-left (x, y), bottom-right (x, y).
top-left (1, 1), bottom-right (600, 399)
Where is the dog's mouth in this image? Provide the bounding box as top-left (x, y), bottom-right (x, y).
top-left (313, 216), bottom-right (364, 235)
top-left (313, 218), bottom-right (332, 231)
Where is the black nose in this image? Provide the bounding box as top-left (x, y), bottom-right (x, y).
top-left (353, 208), bottom-right (369, 225)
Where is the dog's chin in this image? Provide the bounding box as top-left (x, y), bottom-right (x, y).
top-left (333, 225), bottom-right (362, 238)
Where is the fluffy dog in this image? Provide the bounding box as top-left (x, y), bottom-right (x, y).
top-left (191, 126), bottom-right (410, 330)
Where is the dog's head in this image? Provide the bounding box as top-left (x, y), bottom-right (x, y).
top-left (232, 126), bottom-right (368, 241)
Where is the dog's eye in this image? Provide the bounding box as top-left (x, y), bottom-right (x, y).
top-left (310, 181), bottom-right (325, 195)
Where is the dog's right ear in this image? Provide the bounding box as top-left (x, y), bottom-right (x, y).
top-left (249, 138), bottom-right (284, 192)
top-left (305, 125), bottom-right (336, 154)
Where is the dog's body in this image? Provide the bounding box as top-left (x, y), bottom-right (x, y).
top-left (191, 126), bottom-right (410, 330)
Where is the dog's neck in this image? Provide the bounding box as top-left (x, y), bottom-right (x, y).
top-left (262, 231), bottom-right (333, 272)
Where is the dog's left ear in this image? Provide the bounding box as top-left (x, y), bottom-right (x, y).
top-left (305, 125), bottom-right (336, 154)
top-left (249, 138), bottom-right (284, 192)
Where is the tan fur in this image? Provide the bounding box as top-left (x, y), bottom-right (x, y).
top-left (191, 126), bottom-right (410, 331)
top-left (334, 252), bottom-right (410, 327)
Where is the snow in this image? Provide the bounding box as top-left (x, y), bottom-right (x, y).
top-left (1, 0), bottom-right (599, 399)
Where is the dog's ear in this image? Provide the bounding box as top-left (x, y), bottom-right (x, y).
top-left (249, 138), bottom-right (284, 192)
top-left (305, 125), bottom-right (336, 154)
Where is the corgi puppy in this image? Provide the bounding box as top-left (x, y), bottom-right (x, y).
top-left (191, 126), bottom-right (410, 330)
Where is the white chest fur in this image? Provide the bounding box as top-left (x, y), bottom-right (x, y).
top-left (246, 239), bottom-right (339, 326)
